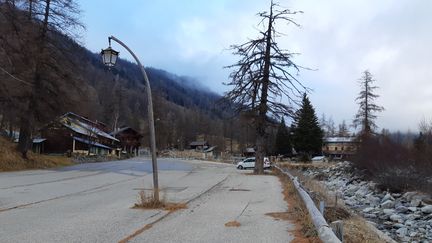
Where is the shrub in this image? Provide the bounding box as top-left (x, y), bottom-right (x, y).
top-left (353, 135), bottom-right (432, 193)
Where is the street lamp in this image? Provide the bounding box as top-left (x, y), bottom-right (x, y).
top-left (101, 46), bottom-right (119, 67)
top-left (101, 36), bottom-right (160, 202)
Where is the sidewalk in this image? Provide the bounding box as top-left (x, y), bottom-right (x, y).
top-left (128, 170), bottom-right (295, 243)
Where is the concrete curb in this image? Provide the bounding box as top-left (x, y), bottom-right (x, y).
top-left (274, 165), bottom-right (342, 243)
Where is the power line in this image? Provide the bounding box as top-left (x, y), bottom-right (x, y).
top-left (0, 66), bottom-right (33, 86)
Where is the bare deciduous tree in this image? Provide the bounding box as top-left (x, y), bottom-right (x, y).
top-left (223, 1), bottom-right (307, 174)
top-left (1, 0), bottom-right (85, 158)
top-left (337, 120), bottom-right (350, 137)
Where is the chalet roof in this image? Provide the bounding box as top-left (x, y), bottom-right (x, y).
top-left (33, 138), bottom-right (46, 144)
top-left (60, 116), bottom-right (119, 142)
top-left (245, 147), bottom-right (255, 153)
top-left (73, 136), bottom-right (112, 150)
top-left (324, 137), bottom-right (356, 143)
top-left (204, 146), bottom-right (217, 153)
top-left (190, 141), bottom-right (208, 146)
top-left (61, 112), bottom-right (98, 126)
top-left (2, 130), bottom-right (46, 144)
top-left (111, 127), bottom-right (142, 136)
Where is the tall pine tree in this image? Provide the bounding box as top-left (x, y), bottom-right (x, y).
top-left (274, 118), bottom-right (291, 156)
top-left (353, 70), bottom-right (384, 136)
top-left (292, 94), bottom-right (323, 160)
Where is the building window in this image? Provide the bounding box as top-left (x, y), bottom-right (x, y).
top-left (335, 147), bottom-right (338, 151)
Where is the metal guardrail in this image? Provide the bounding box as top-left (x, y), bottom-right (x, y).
top-left (274, 165), bottom-right (342, 243)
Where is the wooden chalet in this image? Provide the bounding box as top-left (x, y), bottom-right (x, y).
top-left (322, 136), bottom-right (358, 160)
top-left (243, 147), bottom-right (255, 157)
top-left (40, 112), bottom-right (120, 156)
top-left (111, 127), bottom-right (142, 156)
top-left (189, 141), bottom-right (209, 151)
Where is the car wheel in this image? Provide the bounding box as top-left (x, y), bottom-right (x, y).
top-left (238, 165), bottom-right (243, 170)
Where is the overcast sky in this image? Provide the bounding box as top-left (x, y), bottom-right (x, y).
top-left (78, 0), bottom-right (432, 132)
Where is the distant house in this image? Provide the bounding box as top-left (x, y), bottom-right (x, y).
top-left (40, 112), bottom-right (119, 156)
top-left (243, 147), bottom-right (255, 157)
top-left (322, 136), bottom-right (358, 160)
top-left (189, 141), bottom-right (209, 151)
top-left (1, 129), bottom-right (46, 154)
top-left (111, 127), bottom-right (142, 156)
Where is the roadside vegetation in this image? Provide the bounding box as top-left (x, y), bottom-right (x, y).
top-left (0, 137), bottom-right (72, 171)
top-left (353, 133), bottom-right (432, 194)
top-left (133, 189), bottom-right (187, 212)
top-left (277, 163), bottom-right (391, 243)
top-left (274, 168), bottom-right (321, 242)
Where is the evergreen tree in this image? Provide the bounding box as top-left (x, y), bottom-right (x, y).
top-left (274, 118), bottom-right (291, 156)
top-left (292, 94), bottom-right (323, 160)
top-left (353, 70), bottom-right (384, 136)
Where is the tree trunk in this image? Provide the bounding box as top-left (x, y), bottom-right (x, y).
top-left (17, 0), bottom-right (51, 159)
top-left (254, 3), bottom-right (273, 174)
top-left (17, 113), bottom-right (33, 159)
top-left (254, 124), bottom-right (265, 174)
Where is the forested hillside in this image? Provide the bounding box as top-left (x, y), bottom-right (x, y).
top-left (0, 2), bottom-right (271, 153)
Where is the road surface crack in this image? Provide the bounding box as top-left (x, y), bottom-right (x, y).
top-left (0, 177), bottom-right (139, 213)
top-left (118, 175), bottom-right (229, 243)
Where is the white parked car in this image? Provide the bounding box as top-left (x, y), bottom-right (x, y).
top-left (236, 157), bottom-right (271, 170)
top-left (311, 156), bottom-right (327, 163)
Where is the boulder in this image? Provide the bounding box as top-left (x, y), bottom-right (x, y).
top-left (396, 227), bottom-right (408, 237)
top-left (354, 187), bottom-right (369, 198)
top-left (365, 194), bottom-right (381, 205)
top-left (403, 191), bottom-right (419, 201)
top-left (362, 207), bottom-right (375, 213)
top-left (382, 193), bottom-right (395, 203)
top-left (345, 185), bottom-right (358, 197)
top-left (404, 191), bottom-right (431, 203)
top-left (390, 214), bottom-right (404, 223)
top-left (408, 207), bottom-right (418, 212)
top-left (393, 223), bottom-right (405, 228)
top-left (364, 213), bottom-right (377, 219)
top-left (406, 214), bottom-right (422, 220)
top-left (345, 198), bottom-right (358, 206)
top-left (411, 198), bottom-right (422, 207)
top-left (395, 206), bottom-right (409, 213)
top-left (421, 205), bottom-right (432, 214)
top-left (383, 209), bottom-right (395, 215)
top-left (381, 200), bottom-right (395, 209)
top-left (404, 220), bottom-right (415, 226)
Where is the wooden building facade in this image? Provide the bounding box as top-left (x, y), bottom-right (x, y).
top-left (40, 112), bottom-right (120, 156)
top-left (322, 136), bottom-right (358, 160)
top-left (111, 127), bottom-right (142, 156)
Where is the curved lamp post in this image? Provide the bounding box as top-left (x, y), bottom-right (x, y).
top-left (101, 36), bottom-right (159, 202)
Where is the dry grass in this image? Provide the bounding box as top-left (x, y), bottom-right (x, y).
top-left (274, 169), bottom-right (321, 243)
top-left (0, 137), bottom-right (72, 172)
top-left (224, 220), bottom-right (241, 227)
top-left (278, 162), bottom-right (336, 171)
top-left (343, 216), bottom-right (387, 243)
top-left (133, 189), bottom-right (188, 212)
top-left (265, 212), bottom-right (290, 221)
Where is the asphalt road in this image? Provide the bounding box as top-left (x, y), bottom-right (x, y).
top-left (0, 157), bottom-right (294, 243)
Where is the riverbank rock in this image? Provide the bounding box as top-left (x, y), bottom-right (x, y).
top-left (299, 161), bottom-right (432, 242)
